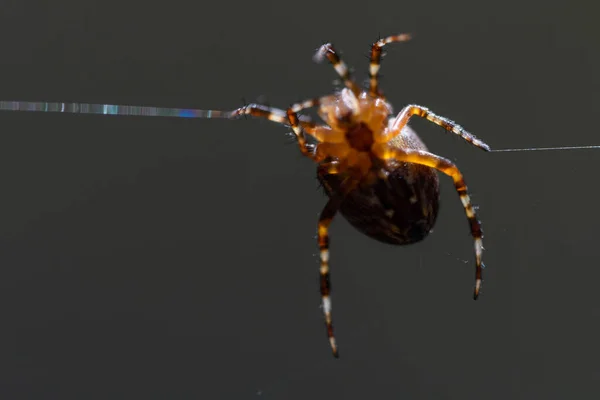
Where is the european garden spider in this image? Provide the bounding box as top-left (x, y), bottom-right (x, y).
top-left (0, 33), bottom-right (490, 358)
top-left (224, 33), bottom-right (490, 357)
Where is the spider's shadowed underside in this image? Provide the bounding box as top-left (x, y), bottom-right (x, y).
top-left (220, 33), bottom-right (490, 357)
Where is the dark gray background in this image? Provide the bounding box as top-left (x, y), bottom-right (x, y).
top-left (0, 0), bottom-right (598, 398)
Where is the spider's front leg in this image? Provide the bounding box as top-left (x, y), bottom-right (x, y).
top-left (313, 43), bottom-right (361, 96)
top-left (232, 103), bottom-right (318, 159)
top-left (368, 33), bottom-right (412, 97)
top-left (286, 95), bottom-right (346, 157)
top-left (382, 104), bottom-right (491, 152)
top-left (372, 144), bottom-right (484, 299)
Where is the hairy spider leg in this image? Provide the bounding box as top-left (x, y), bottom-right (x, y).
top-left (203, 98), bottom-right (354, 357)
top-left (231, 101), bottom-right (353, 356)
top-left (229, 103), bottom-right (320, 158)
top-left (369, 33), bottom-right (412, 97)
top-left (287, 95), bottom-right (349, 156)
top-left (289, 98), bottom-right (361, 357)
top-left (315, 170), bottom-right (358, 358)
top-left (314, 43), bottom-right (361, 96)
top-left (371, 144), bottom-right (484, 299)
top-left (381, 104), bottom-right (491, 152)
top-left (317, 196), bottom-right (340, 358)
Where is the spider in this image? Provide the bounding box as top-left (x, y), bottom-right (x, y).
top-left (0, 33), bottom-right (490, 358)
top-left (219, 33), bottom-right (490, 357)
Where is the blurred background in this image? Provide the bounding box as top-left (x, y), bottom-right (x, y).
top-left (0, 0), bottom-right (598, 398)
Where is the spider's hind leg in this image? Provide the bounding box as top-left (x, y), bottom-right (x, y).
top-left (317, 193), bottom-right (341, 358)
top-left (372, 145), bottom-right (484, 299)
top-left (314, 173), bottom-right (358, 358)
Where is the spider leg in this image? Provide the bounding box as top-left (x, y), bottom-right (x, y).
top-left (230, 103), bottom-right (318, 158)
top-left (382, 104), bottom-right (490, 151)
top-left (317, 177), bottom-right (358, 358)
top-left (285, 107), bottom-right (318, 158)
top-left (314, 43), bottom-right (361, 96)
top-left (369, 33), bottom-right (412, 97)
top-left (289, 95), bottom-right (336, 115)
top-left (287, 96), bottom-right (346, 145)
top-left (372, 144), bottom-right (484, 299)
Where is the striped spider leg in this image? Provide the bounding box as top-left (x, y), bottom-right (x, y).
top-left (371, 143), bottom-right (485, 298)
top-left (230, 96), bottom-right (354, 358)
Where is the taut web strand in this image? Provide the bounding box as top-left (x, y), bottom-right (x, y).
top-left (0, 100), bottom-right (237, 119)
top-left (1, 100), bottom-right (599, 153)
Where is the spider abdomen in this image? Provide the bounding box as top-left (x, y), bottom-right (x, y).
top-left (317, 125), bottom-right (440, 245)
top-left (319, 162), bottom-right (440, 245)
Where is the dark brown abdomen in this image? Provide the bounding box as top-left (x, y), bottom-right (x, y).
top-left (317, 125), bottom-right (440, 245)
